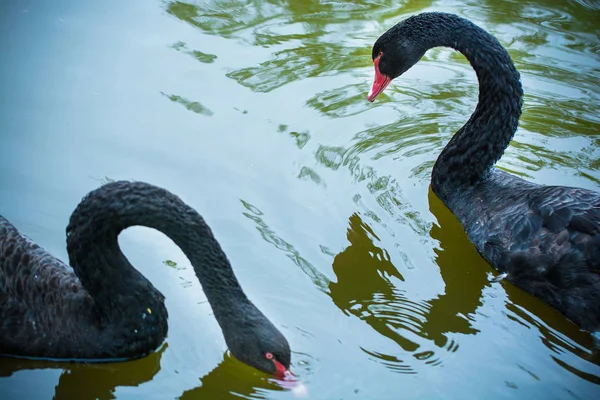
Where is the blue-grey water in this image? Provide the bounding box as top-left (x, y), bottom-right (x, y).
top-left (0, 0), bottom-right (599, 399)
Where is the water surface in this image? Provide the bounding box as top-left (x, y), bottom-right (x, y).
top-left (0, 0), bottom-right (599, 399)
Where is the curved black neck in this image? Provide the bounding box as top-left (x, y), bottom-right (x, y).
top-left (66, 181), bottom-right (257, 331)
top-left (427, 13), bottom-right (523, 201)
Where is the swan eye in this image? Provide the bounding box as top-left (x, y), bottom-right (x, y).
top-left (378, 51), bottom-right (383, 58)
top-left (265, 352), bottom-right (274, 360)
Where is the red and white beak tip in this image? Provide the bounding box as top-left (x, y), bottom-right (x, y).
top-left (367, 55), bottom-right (391, 102)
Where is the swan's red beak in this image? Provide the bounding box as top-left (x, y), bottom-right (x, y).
top-left (273, 359), bottom-right (295, 381)
top-left (367, 54), bottom-right (391, 102)
top-left (273, 360), bottom-right (308, 396)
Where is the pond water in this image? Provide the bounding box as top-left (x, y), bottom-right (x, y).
top-left (0, 0), bottom-right (599, 399)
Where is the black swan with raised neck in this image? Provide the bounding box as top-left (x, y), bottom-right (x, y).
top-left (0, 181), bottom-right (292, 378)
top-left (367, 12), bottom-right (600, 333)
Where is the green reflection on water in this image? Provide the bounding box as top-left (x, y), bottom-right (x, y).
top-left (178, 353), bottom-right (286, 400)
top-left (226, 44), bottom-right (368, 93)
top-left (0, 346), bottom-right (290, 400)
top-left (0, 344), bottom-right (166, 400)
top-left (170, 41), bottom-right (218, 64)
top-left (166, 0), bottom-right (434, 40)
top-left (160, 92), bottom-right (214, 116)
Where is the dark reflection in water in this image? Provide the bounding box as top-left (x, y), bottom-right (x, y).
top-left (327, 189), bottom-right (600, 381)
top-left (329, 213), bottom-right (444, 373)
top-left (241, 181), bottom-right (600, 381)
top-left (241, 202), bottom-right (477, 373)
top-left (427, 188), bottom-right (600, 382)
top-left (327, 198), bottom-right (486, 373)
top-left (0, 346), bottom-right (288, 400)
top-left (0, 344), bottom-right (165, 400)
top-left (178, 353), bottom-right (285, 400)
top-left (422, 188), bottom-right (488, 344)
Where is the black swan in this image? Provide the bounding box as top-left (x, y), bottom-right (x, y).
top-left (367, 12), bottom-right (600, 333)
top-left (0, 181), bottom-right (292, 378)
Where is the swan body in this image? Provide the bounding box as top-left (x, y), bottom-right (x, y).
top-left (368, 12), bottom-right (600, 331)
top-left (0, 181), bottom-right (291, 377)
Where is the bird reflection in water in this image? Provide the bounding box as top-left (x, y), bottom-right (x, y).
top-left (328, 209), bottom-right (472, 373)
top-left (0, 345), bottom-right (294, 400)
top-left (427, 187), bottom-right (600, 377)
top-left (328, 187), bottom-right (600, 378)
top-left (0, 344), bottom-right (166, 400)
top-left (178, 352), bottom-right (290, 400)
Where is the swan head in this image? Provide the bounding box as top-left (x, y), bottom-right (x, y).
top-left (224, 313), bottom-right (293, 379)
top-left (367, 16), bottom-right (430, 102)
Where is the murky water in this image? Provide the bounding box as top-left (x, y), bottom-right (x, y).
top-left (1, 0), bottom-right (599, 399)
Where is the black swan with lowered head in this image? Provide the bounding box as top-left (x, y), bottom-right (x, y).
top-left (367, 12), bottom-right (600, 333)
top-left (0, 181), bottom-right (292, 378)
